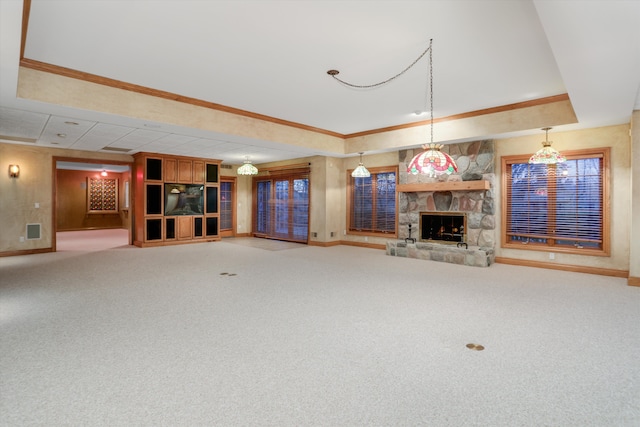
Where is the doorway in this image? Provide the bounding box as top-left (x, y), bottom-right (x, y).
top-left (53, 157), bottom-right (132, 251)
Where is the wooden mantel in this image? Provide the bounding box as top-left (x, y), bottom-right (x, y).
top-left (396, 180), bottom-right (490, 192)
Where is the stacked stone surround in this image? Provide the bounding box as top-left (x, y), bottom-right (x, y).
top-left (388, 140), bottom-right (496, 266)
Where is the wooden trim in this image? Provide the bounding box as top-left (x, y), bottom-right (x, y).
top-left (495, 257), bottom-right (628, 278)
top-left (628, 277), bottom-right (640, 287)
top-left (346, 94), bottom-right (571, 138)
top-left (396, 181), bottom-right (490, 193)
top-left (308, 240), bottom-right (341, 247)
top-left (259, 163), bottom-right (311, 173)
top-left (20, 0), bottom-right (31, 60)
top-left (19, 58), bottom-right (343, 139)
top-left (0, 247), bottom-right (52, 258)
top-left (339, 241), bottom-right (386, 250)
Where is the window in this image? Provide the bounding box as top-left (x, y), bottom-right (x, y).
top-left (348, 167), bottom-right (397, 236)
top-left (502, 148), bottom-right (609, 255)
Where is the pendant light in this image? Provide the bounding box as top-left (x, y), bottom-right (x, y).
top-left (529, 127), bottom-right (566, 164)
top-left (351, 152), bottom-right (370, 178)
top-left (405, 40), bottom-right (458, 177)
top-left (237, 156), bottom-right (259, 176)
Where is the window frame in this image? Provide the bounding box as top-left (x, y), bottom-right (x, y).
top-left (346, 165), bottom-right (398, 238)
top-left (501, 147), bottom-right (610, 256)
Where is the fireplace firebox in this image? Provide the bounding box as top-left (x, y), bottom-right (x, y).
top-left (420, 212), bottom-right (466, 243)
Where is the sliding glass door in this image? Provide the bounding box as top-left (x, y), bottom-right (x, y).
top-left (254, 174), bottom-right (309, 243)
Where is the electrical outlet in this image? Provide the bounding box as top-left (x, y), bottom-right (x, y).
top-left (549, 252), bottom-right (555, 260)
top-left (19, 236), bottom-right (25, 243)
top-left (34, 202), bottom-right (40, 208)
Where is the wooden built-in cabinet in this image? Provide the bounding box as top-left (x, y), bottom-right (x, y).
top-left (133, 152), bottom-right (220, 247)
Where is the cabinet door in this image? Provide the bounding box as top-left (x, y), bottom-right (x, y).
top-left (193, 161), bottom-right (205, 183)
top-left (146, 157), bottom-right (163, 181)
top-left (164, 158), bottom-right (177, 182)
top-left (177, 216), bottom-right (193, 240)
top-left (178, 160), bottom-right (192, 183)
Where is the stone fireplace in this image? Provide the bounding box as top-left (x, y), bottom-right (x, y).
top-left (386, 140), bottom-right (496, 267)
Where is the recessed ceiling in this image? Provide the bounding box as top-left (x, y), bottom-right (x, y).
top-left (1, 0), bottom-right (639, 164)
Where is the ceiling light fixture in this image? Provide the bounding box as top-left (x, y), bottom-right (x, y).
top-left (327, 39), bottom-right (456, 177)
top-left (237, 156), bottom-right (258, 176)
top-left (101, 170), bottom-right (108, 177)
top-left (529, 127), bottom-right (566, 164)
top-left (405, 40), bottom-right (457, 177)
top-left (351, 152), bottom-right (371, 178)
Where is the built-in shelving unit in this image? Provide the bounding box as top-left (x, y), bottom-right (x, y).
top-left (132, 152), bottom-right (221, 247)
top-left (396, 180), bottom-right (490, 193)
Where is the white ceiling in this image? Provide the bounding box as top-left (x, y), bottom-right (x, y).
top-left (1, 0), bottom-right (639, 165)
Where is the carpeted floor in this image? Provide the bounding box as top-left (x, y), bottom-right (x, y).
top-left (1, 231), bottom-right (639, 426)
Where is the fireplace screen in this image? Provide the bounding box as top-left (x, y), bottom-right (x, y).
top-left (420, 212), bottom-right (466, 243)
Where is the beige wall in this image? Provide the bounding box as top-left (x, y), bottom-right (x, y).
top-left (0, 142), bottom-right (132, 253)
top-left (2, 122), bottom-right (635, 277)
top-left (630, 111), bottom-right (640, 280)
top-left (494, 124), bottom-right (631, 272)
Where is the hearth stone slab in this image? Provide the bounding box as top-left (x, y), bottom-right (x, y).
top-left (386, 241), bottom-right (494, 267)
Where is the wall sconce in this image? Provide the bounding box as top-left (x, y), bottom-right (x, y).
top-left (9, 164), bottom-right (20, 178)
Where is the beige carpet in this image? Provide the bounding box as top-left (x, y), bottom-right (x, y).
top-left (1, 238), bottom-right (638, 426)
top-left (224, 236), bottom-right (307, 251)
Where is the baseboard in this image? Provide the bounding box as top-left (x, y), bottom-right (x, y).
top-left (308, 240), bottom-right (341, 247)
top-left (628, 276), bottom-right (640, 287)
top-left (339, 240), bottom-right (386, 250)
top-left (495, 257), bottom-right (629, 278)
top-left (0, 247), bottom-right (53, 257)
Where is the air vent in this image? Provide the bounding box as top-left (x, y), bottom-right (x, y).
top-left (0, 135), bottom-right (37, 143)
top-left (101, 146), bottom-right (132, 153)
top-left (26, 223), bottom-right (41, 240)
top-left (221, 164), bottom-right (233, 169)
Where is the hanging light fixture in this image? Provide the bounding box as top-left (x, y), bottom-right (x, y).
top-left (405, 40), bottom-right (457, 177)
top-left (351, 152), bottom-right (371, 178)
top-left (100, 170), bottom-right (108, 177)
top-left (237, 156), bottom-right (259, 176)
top-left (327, 39), bottom-right (456, 177)
top-left (529, 127), bottom-right (566, 164)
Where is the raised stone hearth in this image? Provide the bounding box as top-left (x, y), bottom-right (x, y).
top-left (386, 241), bottom-right (494, 267)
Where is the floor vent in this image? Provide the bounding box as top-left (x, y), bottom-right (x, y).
top-left (26, 223), bottom-right (41, 240)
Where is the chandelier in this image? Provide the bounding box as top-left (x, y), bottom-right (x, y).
top-left (529, 127), bottom-right (566, 164)
top-left (327, 39), bottom-right (457, 177)
top-left (237, 157), bottom-right (259, 176)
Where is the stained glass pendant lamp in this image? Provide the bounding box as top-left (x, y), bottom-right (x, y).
top-left (237, 157), bottom-right (259, 175)
top-left (407, 143), bottom-right (457, 177)
top-left (529, 127), bottom-right (566, 164)
top-left (351, 152), bottom-right (371, 178)
top-left (405, 40), bottom-right (458, 177)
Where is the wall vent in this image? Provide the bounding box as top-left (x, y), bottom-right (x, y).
top-left (26, 223), bottom-right (41, 240)
top-left (221, 164), bottom-right (233, 169)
